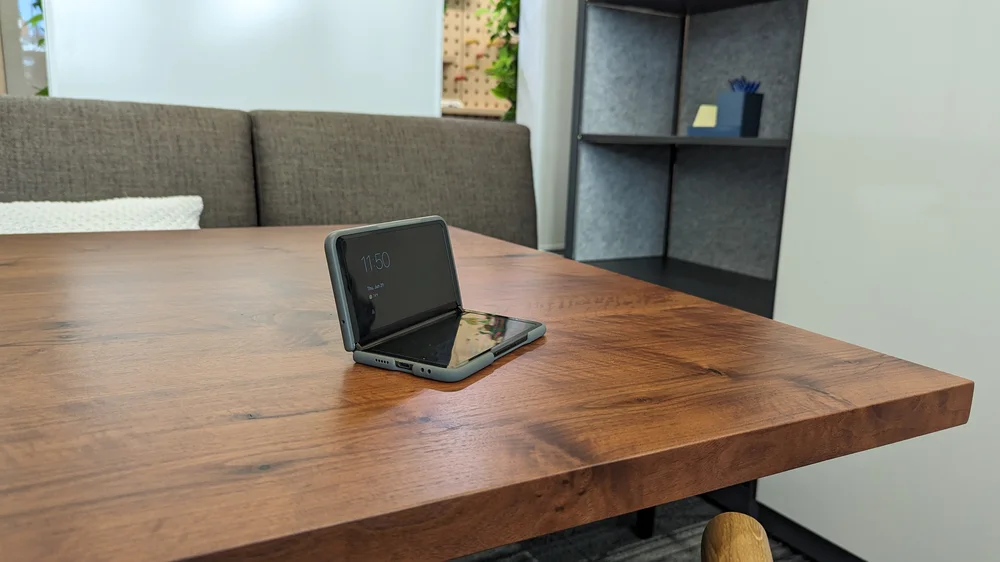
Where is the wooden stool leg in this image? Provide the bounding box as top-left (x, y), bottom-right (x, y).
top-left (634, 506), bottom-right (656, 539)
top-left (701, 512), bottom-right (773, 562)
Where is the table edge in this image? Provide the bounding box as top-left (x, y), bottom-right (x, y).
top-left (192, 379), bottom-right (973, 562)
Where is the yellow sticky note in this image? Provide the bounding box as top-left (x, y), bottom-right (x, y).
top-left (693, 104), bottom-right (718, 127)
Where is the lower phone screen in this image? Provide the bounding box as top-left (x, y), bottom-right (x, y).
top-left (369, 310), bottom-right (538, 368)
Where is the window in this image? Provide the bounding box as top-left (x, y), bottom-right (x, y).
top-left (0, 0), bottom-right (47, 95)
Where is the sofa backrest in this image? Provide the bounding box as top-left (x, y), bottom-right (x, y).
top-left (251, 110), bottom-right (537, 248)
top-left (0, 96), bottom-right (257, 228)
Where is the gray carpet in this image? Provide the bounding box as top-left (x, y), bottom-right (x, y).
top-left (457, 497), bottom-right (812, 562)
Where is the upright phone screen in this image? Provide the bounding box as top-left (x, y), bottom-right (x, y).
top-left (336, 220), bottom-right (460, 347)
top-left (370, 310), bottom-right (540, 368)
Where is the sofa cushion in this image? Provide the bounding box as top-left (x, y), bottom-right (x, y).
top-left (251, 111), bottom-right (537, 247)
top-left (0, 97), bottom-right (257, 228)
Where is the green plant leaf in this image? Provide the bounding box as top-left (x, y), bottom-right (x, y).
top-left (37, 37), bottom-right (45, 47)
top-left (36, 86), bottom-right (49, 96)
top-left (25, 14), bottom-right (43, 26)
top-left (479, 0), bottom-right (518, 119)
top-left (492, 82), bottom-right (515, 100)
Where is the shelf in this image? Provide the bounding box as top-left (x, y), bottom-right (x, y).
top-left (580, 133), bottom-right (790, 148)
top-left (589, 0), bottom-right (785, 15)
top-left (584, 257), bottom-right (775, 317)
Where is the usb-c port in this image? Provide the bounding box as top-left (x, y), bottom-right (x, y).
top-left (395, 360), bottom-right (413, 370)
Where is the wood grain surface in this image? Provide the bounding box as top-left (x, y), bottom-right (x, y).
top-left (0, 226), bottom-right (973, 562)
top-left (701, 512), bottom-right (773, 562)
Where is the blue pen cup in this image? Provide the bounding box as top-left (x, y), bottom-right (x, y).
top-left (716, 92), bottom-right (763, 137)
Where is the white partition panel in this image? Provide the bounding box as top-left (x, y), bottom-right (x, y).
top-left (517, 0), bottom-right (579, 250)
top-left (763, 0), bottom-right (1000, 560)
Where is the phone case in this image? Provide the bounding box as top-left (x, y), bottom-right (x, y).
top-left (324, 216), bottom-right (546, 383)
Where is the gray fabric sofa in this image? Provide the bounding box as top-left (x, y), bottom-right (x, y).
top-left (0, 96), bottom-right (537, 247)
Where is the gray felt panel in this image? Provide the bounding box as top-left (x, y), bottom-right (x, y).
top-left (667, 147), bottom-right (786, 278)
top-left (574, 143), bottom-right (672, 260)
top-left (581, 6), bottom-right (681, 136)
top-left (679, 0), bottom-right (806, 139)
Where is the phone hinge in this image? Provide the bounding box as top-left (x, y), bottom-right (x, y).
top-left (356, 308), bottom-right (459, 351)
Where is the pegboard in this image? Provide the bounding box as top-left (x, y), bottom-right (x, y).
top-left (442, 0), bottom-right (511, 118)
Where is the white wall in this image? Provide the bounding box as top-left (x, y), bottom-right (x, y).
top-left (761, 0), bottom-right (998, 560)
top-left (517, 0), bottom-right (578, 251)
top-left (44, 0), bottom-right (442, 116)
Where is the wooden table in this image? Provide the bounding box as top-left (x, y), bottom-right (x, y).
top-left (0, 226), bottom-right (973, 561)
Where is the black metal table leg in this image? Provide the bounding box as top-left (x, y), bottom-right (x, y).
top-left (746, 480), bottom-right (759, 519)
top-left (634, 506), bottom-right (656, 539)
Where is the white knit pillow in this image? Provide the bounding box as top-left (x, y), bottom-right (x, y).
top-left (0, 196), bottom-right (204, 235)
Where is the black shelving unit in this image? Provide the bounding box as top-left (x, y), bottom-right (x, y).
top-left (562, 1), bottom-right (822, 558)
top-left (581, 133), bottom-right (790, 148)
top-left (588, 257), bottom-right (775, 316)
top-left (594, 0), bottom-right (786, 14)
top-left (564, 0), bottom-right (808, 320)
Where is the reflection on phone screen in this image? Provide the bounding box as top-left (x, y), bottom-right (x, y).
top-left (370, 310), bottom-right (538, 368)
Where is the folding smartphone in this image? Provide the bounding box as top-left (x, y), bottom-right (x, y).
top-left (324, 216), bottom-right (546, 382)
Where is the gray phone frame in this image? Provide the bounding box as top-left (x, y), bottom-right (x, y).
top-left (325, 216), bottom-right (461, 351)
top-left (324, 216), bottom-right (546, 382)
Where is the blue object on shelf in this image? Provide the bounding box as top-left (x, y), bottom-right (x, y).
top-left (687, 125), bottom-right (742, 137)
top-left (718, 92), bottom-right (763, 136)
top-left (728, 76), bottom-right (761, 94)
top-left (687, 91), bottom-right (763, 138)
